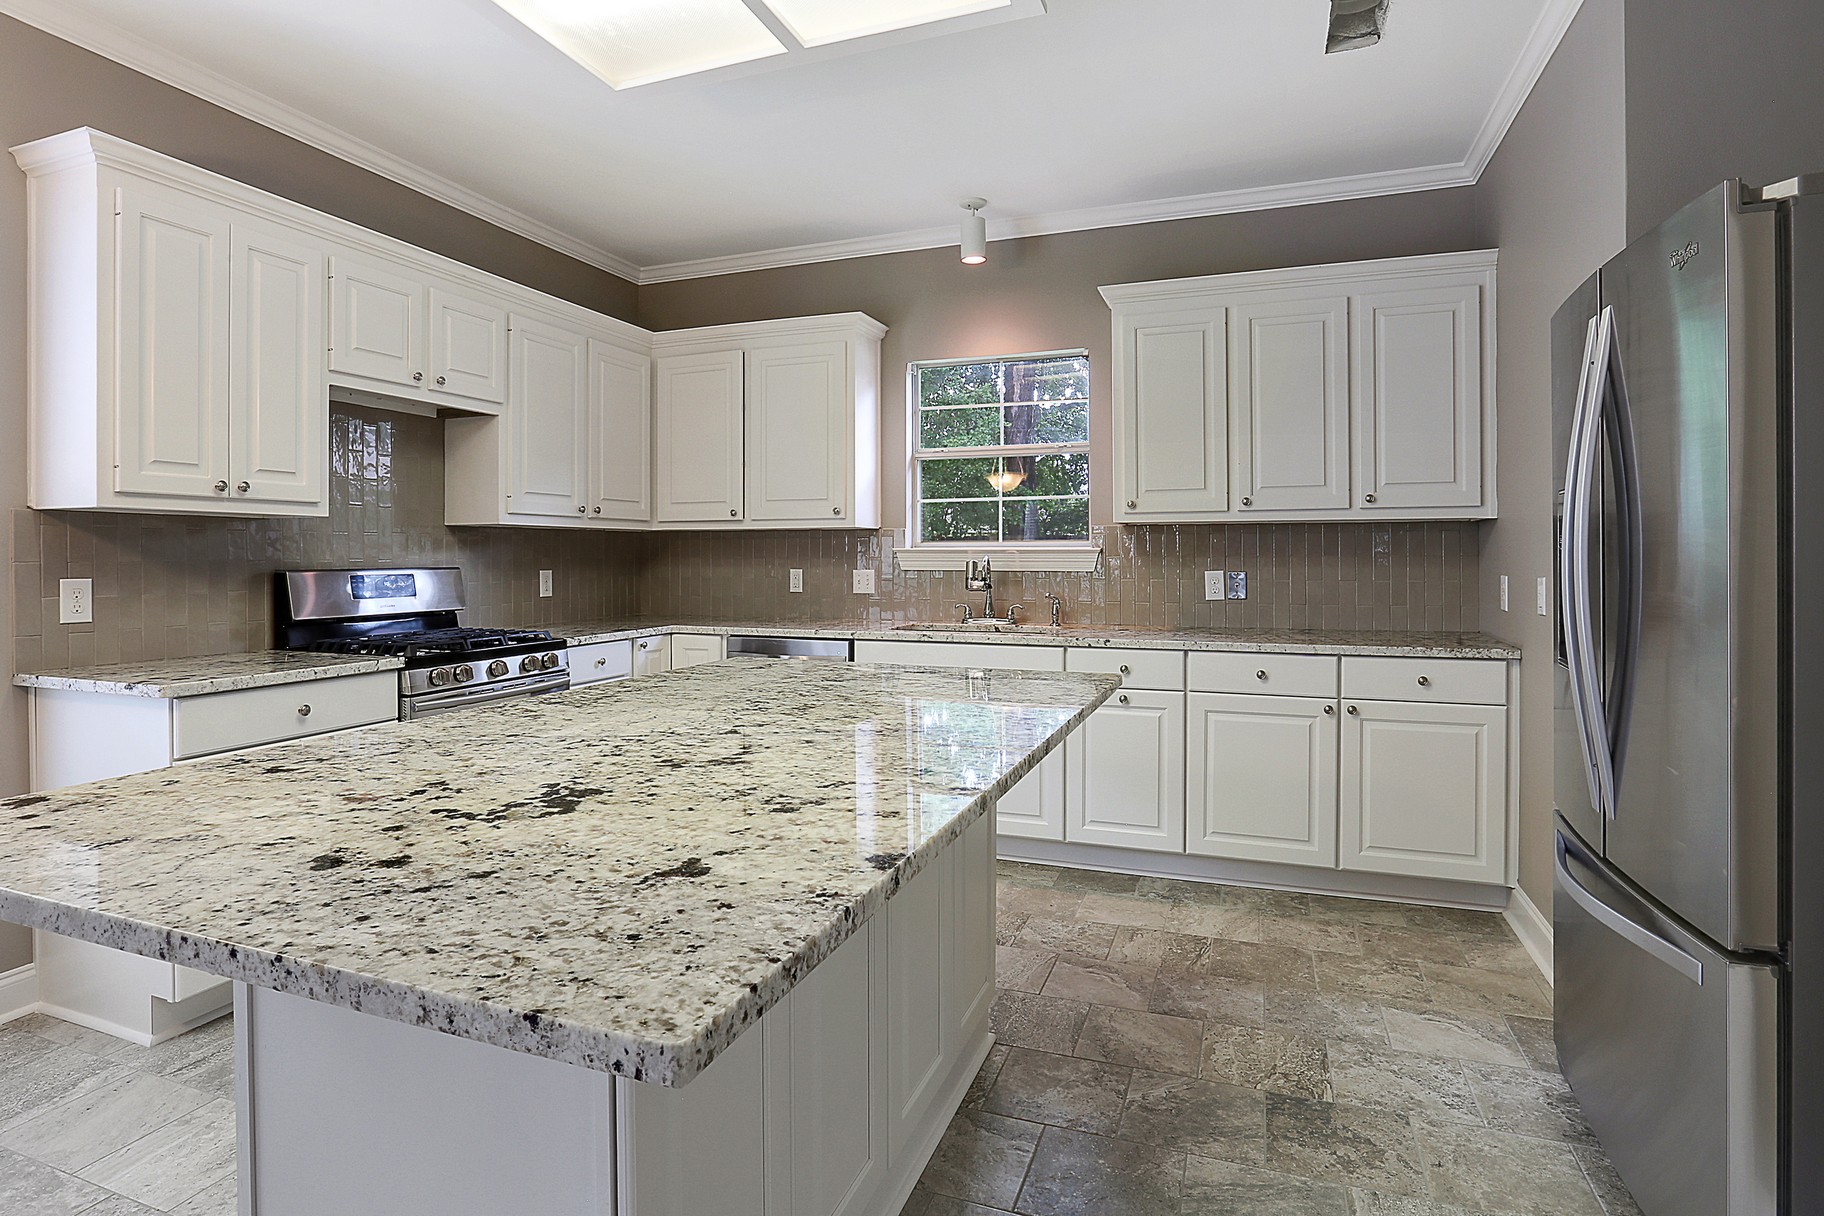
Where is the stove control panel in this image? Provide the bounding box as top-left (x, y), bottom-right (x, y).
top-left (402, 651), bottom-right (567, 698)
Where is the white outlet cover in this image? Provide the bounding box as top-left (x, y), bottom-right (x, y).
top-left (1203, 570), bottom-right (1226, 601)
top-left (852, 569), bottom-right (877, 595)
top-left (789, 569), bottom-right (804, 593)
top-left (59, 578), bottom-right (93, 624)
top-left (1537, 576), bottom-right (1551, 616)
top-left (1499, 574), bottom-right (1509, 612)
top-left (538, 570), bottom-right (553, 598)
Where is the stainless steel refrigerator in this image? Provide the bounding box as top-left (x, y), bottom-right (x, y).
top-left (1553, 177), bottom-right (1824, 1215)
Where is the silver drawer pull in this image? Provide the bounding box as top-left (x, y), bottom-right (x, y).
top-left (1126, 500), bottom-right (1137, 509)
top-left (213, 480), bottom-right (228, 493)
top-left (1256, 669), bottom-right (1268, 681)
top-left (436, 375), bottom-right (447, 386)
top-left (412, 371), bottom-right (424, 383)
top-left (638, 641), bottom-right (649, 650)
top-left (729, 509), bottom-right (738, 517)
top-left (297, 704), bottom-right (312, 718)
top-left (1118, 664), bottom-right (1130, 675)
top-left (1364, 493), bottom-right (1377, 504)
top-left (1417, 675), bottom-right (1431, 687)
top-left (1323, 704), bottom-right (1335, 716)
top-left (1346, 705), bottom-right (1358, 716)
top-left (1117, 694), bottom-right (1129, 705)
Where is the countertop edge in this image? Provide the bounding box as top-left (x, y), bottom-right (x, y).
top-left (11, 656), bottom-right (405, 698)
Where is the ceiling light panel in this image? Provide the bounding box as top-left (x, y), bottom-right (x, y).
top-left (491, 0), bottom-right (787, 89)
top-left (760, 0), bottom-right (1013, 48)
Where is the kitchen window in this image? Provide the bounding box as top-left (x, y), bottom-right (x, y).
top-left (905, 350), bottom-right (1095, 569)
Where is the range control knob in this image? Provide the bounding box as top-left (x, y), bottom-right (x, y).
top-left (452, 664), bottom-right (476, 684)
top-left (520, 655), bottom-right (540, 674)
top-left (539, 652), bottom-right (561, 671)
top-left (428, 667), bottom-right (452, 688)
top-left (487, 659), bottom-right (510, 679)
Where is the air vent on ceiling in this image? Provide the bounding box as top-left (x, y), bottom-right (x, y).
top-left (1326, 0), bottom-right (1389, 53)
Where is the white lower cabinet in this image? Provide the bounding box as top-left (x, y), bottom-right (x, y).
top-left (1187, 693), bottom-right (1339, 867)
top-left (1340, 698), bottom-right (1508, 884)
top-left (1065, 690), bottom-right (1186, 853)
top-left (568, 640), bottom-right (633, 687)
top-left (995, 749), bottom-right (1066, 841)
top-left (632, 635), bottom-right (671, 676)
top-left (671, 633), bottom-right (727, 669)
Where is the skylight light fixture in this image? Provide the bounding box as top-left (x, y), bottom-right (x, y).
top-left (489, 0), bottom-right (787, 90)
top-left (960, 199), bottom-right (988, 265)
top-left (761, 0), bottom-right (1014, 49)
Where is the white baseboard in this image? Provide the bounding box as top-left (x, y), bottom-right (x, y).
top-left (1504, 885), bottom-right (1554, 986)
top-left (0, 964), bottom-right (40, 1024)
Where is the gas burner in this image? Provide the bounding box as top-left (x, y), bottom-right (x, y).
top-left (306, 627), bottom-right (558, 660)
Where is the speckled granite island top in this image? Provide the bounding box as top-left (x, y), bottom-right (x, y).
top-left (0, 661), bottom-right (1115, 1086)
top-left (11, 651), bottom-right (403, 697)
top-left (549, 618), bottom-right (1521, 659)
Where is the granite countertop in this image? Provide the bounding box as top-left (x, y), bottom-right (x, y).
top-left (548, 618), bottom-right (1522, 660)
top-left (10, 651), bottom-right (404, 698)
top-left (0, 661), bottom-right (1115, 1086)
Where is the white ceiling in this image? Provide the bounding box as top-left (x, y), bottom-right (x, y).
top-left (2, 0), bottom-right (1582, 282)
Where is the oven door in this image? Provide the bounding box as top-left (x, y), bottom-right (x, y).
top-left (402, 672), bottom-right (569, 720)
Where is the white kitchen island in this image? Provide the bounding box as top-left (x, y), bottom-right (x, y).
top-left (0, 661), bottom-right (1116, 1216)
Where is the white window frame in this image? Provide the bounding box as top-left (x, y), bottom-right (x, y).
top-left (896, 348), bottom-right (1102, 573)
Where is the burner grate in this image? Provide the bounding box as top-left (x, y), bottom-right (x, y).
top-left (306, 627), bottom-right (557, 659)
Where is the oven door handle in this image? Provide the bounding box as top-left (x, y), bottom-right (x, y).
top-left (404, 672), bottom-right (569, 718)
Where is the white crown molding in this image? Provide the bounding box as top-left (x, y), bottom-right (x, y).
top-left (3, 0), bottom-right (1585, 287)
top-left (0, 0), bottom-right (643, 283)
top-left (1099, 248), bottom-right (1499, 307)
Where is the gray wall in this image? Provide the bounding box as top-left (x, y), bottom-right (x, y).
top-left (1625, 0), bottom-right (1824, 237)
top-left (1472, 0), bottom-right (1628, 914)
top-left (0, 14), bottom-right (637, 973)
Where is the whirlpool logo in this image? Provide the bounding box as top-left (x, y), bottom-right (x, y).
top-left (1669, 240), bottom-right (1701, 271)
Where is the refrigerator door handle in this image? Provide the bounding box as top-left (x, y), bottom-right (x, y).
top-left (1600, 306), bottom-right (1646, 789)
top-left (1555, 832), bottom-right (1704, 984)
top-left (1561, 313), bottom-right (1613, 817)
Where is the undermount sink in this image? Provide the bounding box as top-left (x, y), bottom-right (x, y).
top-left (892, 620), bottom-right (1063, 633)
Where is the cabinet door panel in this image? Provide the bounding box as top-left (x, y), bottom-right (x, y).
top-left (995, 747), bottom-right (1066, 841)
top-left (231, 220), bottom-right (325, 506)
top-left (114, 184), bottom-right (231, 498)
top-left (1231, 297), bottom-right (1349, 513)
top-left (1340, 699), bottom-right (1506, 883)
top-left (506, 316), bottom-right (588, 519)
top-left (328, 255), bottom-right (422, 388)
top-left (656, 350), bottom-right (745, 522)
top-left (950, 813), bottom-right (996, 1036)
top-left (621, 1024), bottom-right (767, 1216)
top-left (1119, 311), bottom-right (1228, 517)
top-left (887, 849), bottom-right (948, 1158)
top-left (1353, 283), bottom-right (1484, 511)
top-left (747, 341), bottom-right (848, 523)
top-left (1066, 691), bottom-right (1186, 851)
top-left (1187, 693), bottom-right (1337, 867)
top-left (589, 341), bottom-right (651, 523)
top-left (671, 634), bottom-right (725, 669)
top-left (428, 287), bottom-right (508, 406)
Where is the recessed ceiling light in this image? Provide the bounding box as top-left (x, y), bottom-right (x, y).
top-left (490, 0), bottom-right (787, 90)
top-left (760, 0), bottom-right (1014, 49)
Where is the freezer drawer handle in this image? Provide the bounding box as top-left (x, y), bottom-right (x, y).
top-left (1555, 835), bottom-right (1704, 984)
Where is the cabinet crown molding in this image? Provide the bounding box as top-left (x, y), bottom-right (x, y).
top-left (650, 312), bottom-right (888, 354)
top-left (1099, 248), bottom-right (1499, 308)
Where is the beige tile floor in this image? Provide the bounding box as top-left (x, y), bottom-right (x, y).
top-left (0, 863), bottom-right (1640, 1216)
top-left (899, 861), bottom-right (1643, 1216)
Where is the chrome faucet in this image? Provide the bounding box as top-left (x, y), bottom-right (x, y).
top-left (954, 602), bottom-right (974, 624)
top-left (1044, 593), bottom-right (1064, 627)
top-left (965, 559), bottom-right (995, 620)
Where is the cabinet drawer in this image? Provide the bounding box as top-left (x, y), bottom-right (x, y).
top-left (173, 672), bottom-right (397, 759)
top-left (1341, 657), bottom-right (1506, 705)
top-left (570, 640), bottom-right (633, 687)
top-left (1188, 652), bottom-right (1338, 697)
top-left (853, 640), bottom-right (1064, 672)
top-left (1064, 648), bottom-right (1184, 691)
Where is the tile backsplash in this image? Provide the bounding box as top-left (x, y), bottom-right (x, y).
top-left (8, 403), bottom-right (1478, 673)
top-left (10, 405), bottom-right (642, 673)
top-left (639, 522), bottom-right (1479, 632)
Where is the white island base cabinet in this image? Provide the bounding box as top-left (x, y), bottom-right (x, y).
top-left (235, 812), bottom-right (997, 1216)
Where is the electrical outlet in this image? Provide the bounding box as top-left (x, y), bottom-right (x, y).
top-left (789, 569), bottom-right (804, 593)
top-left (538, 570), bottom-right (553, 598)
top-left (1227, 571), bottom-right (1248, 600)
top-left (1499, 575), bottom-right (1510, 612)
top-left (59, 578), bottom-right (93, 624)
top-left (1537, 576), bottom-right (1551, 616)
top-left (852, 569), bottom-right (876, 595)
top-left (1204, 570), bottom-right (1227, 601)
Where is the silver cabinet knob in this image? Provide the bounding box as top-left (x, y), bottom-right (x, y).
top-left (1117, 694), bottom-right (1129, 705)
top-left (436, 375), bottom-right (447, 386)
top-left (833, 506), bottom-right (842, 515)
top-left (1118, 664), bottom-right (1130, 675)
top-left (297, 704), bottom-right (312, 718)
top-left (1126, 500), bottom-right (1137, 509)
top-left (595, 658), bottom-right (607, 668)
top-left (412, 371), bottom-right (424, 382)
top-left (1347, 705), bottom-right (1359, 716)
top-left (729, 509), bottom-right (738, 518)
top-left (1242, 496), bottom-right (1253, 507)
top-left (577, 505), bottom-right (587, 515)
top-left (1323, 704), bottom-right (1335, 716)
top-left (638, 641), bottom-right (649, 651)
top-left (1364, 493), bottom-right (1377, 504)
top-left (1256, 669), bottom-right (1268, 681)
top-left (213, 480), bottom-right (228, 493)
top-left (236, 481), bottom-right (250, 494)
top-left (1417, 675), bottom-right (1431, 687)
top-left (593, 506), bottom-right (602, 515)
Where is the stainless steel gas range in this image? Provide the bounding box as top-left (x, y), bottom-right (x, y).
top-left (278, 567), bottom-right (569, 719)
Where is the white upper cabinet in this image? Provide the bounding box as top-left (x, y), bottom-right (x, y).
top-left (505, 315), bottom-right (590, 520)
top-left (1102, 251), bottom-right (1496, 523)
top-left (589, 340), bottom-right (652, 524)
top-left (653, 315), bottom-right (883, 530)
top-left (1353, 282), bottom-right (1484, 512)
top-left (329, 255), bottom-right (511, 414)
top-left (1230, 296), bottom-right (1350, 514)
top-left (1116, 310), bottom-right (1228, 518)
top-left (328, 255), bottom-right (422, 389)
top-left (656, 349), bottom-right (746, 523)
top-left (428, 287), bottom-right (510, 406)
top-left (231, 219), bottom-right (326, 507)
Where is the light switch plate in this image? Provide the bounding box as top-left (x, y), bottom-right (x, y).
top-left (852, 569), bottom-right (876, 595)
top-left (1499, 575), bottom-right (1509, 612)
top-left (1537, 576), bottom-right (1551, 616)
top-left (59, 578), bottom-right (93, 624)
top-left (789, 569), bottom-right (804, 593)
top-left (1203, 570), bottom-right (1226, 601)
top-left (538, 570), bottom-right (553, 598)
top-left (1226, 571), bottom-right (1248, 600)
